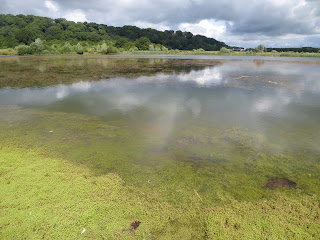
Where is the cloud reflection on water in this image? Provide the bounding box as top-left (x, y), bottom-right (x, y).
top-left (0, 61), bottom-right (319, 114)
top-left (1, 60), bottom-right (320, 154)
top-left (0, 60), bottom-right (319, 132)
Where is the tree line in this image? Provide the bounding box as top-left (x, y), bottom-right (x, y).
top-left (0, 14), bottom-right (228, 51)
top-left (266, 47), bottom-right (319, 53)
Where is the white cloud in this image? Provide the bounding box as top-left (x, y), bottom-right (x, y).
top-left (179, 19), bottom-right (227, 41)
top-left (45, 0), bottom-right (58, 12)
top-left (133, 21), bottom-right (170, 31)
top-left (64, 9), bottom-right (87, 22)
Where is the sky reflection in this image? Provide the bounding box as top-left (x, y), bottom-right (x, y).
top-left (0, 60), bottom-right (319, 138)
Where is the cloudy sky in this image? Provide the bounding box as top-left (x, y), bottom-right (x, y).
top-left (1, 0), bottom-right (320, 48)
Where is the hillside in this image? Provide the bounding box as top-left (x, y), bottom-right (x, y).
top-left (0, 14), bottom-right (227, 51)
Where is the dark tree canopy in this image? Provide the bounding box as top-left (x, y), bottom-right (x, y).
top-left (0, 14), bottom-right (228, 50)
top-left (14, 27), bottom-right (36, 44)
top-left (267, 47), bottom-right (320, 53)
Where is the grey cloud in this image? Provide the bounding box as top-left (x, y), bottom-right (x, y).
top-left (227, 1), bottom-right (320, 36)
top-left (54, 0), bottom-right (320, 37)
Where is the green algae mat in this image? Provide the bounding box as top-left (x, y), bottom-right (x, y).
top-left (1, 56), bottom-right (320, 239)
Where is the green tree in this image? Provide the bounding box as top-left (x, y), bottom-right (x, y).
top-left (135, 37), bottom-right (151, 50)
top-left (255, 44), bottom-right (267, 53)
top-left (115, 37), bottom-right (129, 48)
top-left (123, 41), bottom-right (135, 50)
top-left (14, 28), bottom-right (36, 44)
top-left (0, 13), bottom-right (230, 51)
top-left (45, 25), bottom-right (63, 40)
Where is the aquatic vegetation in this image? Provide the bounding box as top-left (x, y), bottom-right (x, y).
top-left (268, 81), bottom-right (283, 85)
top-left (1, 139), bottom-right (319, 239)
top-left (0, 57), bottom-right (320, 238)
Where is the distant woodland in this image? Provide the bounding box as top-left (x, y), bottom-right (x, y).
top-left (0, 14), bottom-right (227, 51)
top-left (1, 14), bottom-right (319, 56)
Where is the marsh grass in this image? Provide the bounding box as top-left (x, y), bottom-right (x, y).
top-left (0, 57), bottom-right (225, 88)
top-left (0, 48), bottom-right (17, 55)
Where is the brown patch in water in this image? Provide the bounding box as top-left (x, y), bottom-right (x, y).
top-left (122, 221), bottom-right (141, 233)
top-left (264, 178), bottom-right (296, 190)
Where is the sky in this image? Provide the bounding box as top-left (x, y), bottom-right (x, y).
top-left (0, 0), bottom-right (320, 48)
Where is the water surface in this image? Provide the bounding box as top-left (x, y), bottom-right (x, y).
top-left (1, 56), bottom-right (320, 203)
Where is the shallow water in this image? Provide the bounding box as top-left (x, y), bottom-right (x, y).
top-left (1, 56), bottom-right (320, 203)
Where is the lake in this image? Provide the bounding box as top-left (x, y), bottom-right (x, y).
top-left (1, 55), bottom-right (320, 238)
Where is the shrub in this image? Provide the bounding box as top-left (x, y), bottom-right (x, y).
top-left (15, 45), bottom-right (32, 55)
top-left (106, 46), bottom-right (118, 54)
top-left (75, 43), bottom-right (83, 54)
top-left (41, 50), bottom-right (50, 55)
top-left (219, 47), bottom-right (230, 54)
top-left (63, 43), bottom-right (72, 53)
top-left (148, 44), bottom-right (155, 51)
top-left (31, 38), bottom-right (44, 53)
top-left (128, 47), bottom-right (139, 52)
top-left (94, 44), bottom-right (101, 53)
top-left (161, 46), bottom-right (169, 52)
top-left (94, 43), bottom-right (108, 54)
top-left (100, 43), bottom-right (108, 54)
top-left (193, 48), bottom-right (205, 53)
top-left (86, 47), bottom-right (94, 53)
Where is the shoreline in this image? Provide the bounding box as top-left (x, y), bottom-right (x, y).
top-left (1, 53), bottom-right (320, 62)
